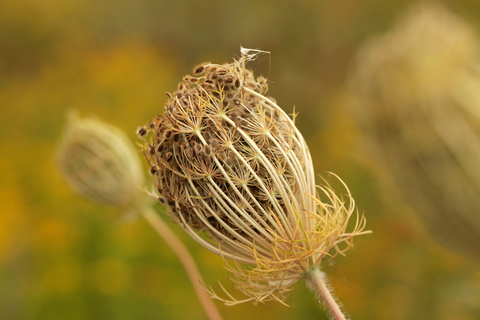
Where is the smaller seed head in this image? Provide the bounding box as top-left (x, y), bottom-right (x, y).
top-left (58, 111), bottom-right (145, 207)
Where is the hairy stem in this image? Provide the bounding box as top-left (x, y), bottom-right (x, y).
top-left (141, 207), bottom-right (223, 320)
top-left (305, 267), bottom-right (347, 320)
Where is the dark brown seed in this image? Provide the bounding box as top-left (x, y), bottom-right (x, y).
top-left (194, 66), bottom-right (204, 74)
top-left (195, 143), bottom-right (203, 155)
top-left (211, 139), bottom-right (219, 150)
top-left (137, 126), bottom-right (147, 137)
top-left (204, 145), bottom-right (211, 156)
top-left (150, 165), bottom-right (159, 175)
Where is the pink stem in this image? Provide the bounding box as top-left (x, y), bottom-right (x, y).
top-left (142, 207), bottom-right (223, 320)
top-left (305, 267), bottom-right (347, 320)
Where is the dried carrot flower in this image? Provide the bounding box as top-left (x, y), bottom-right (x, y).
top-left (141, 49), bottom-right (370, 306)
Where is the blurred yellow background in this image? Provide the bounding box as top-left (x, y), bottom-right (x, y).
top-left (1, 0), bottom-right (480, 319)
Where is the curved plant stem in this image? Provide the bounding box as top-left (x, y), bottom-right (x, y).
top-left (305, 267), bottom-right (347, 320)
top-left (141, 206), bottom-right (223, 320)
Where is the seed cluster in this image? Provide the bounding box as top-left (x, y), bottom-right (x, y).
top-left (140, 59), bottom-right (307, 250)
top-left (139, 54), bottom-right (368, 305)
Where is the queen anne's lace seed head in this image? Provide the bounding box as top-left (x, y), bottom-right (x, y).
top-left (141, 50), bottom-right (369, 305)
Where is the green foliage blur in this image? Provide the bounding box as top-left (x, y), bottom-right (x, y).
top-left (1, 0), bottom-right (480, 319)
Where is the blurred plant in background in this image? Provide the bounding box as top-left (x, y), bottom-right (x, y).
top-left (2, 0), bottom-right (480, 319)
top-left (57, 112), bottom-right (223, 320)
top-left (57, 111), bottom-right (145, 209)
top-left (351, 2), bottom-right (480, 263)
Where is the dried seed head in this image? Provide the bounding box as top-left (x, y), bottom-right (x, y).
top-left (141, 49), bottom-right (369, 305)
top-left (58, 111), bottom-right (145, 207)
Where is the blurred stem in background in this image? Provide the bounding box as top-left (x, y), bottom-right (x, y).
top-left (141, 206), bottom-right (222, 320)
top-left (56, 111), bottom-right (222, 320)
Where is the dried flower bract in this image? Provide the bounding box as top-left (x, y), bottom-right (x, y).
top-left (141, 48), bottom-right (370, 305)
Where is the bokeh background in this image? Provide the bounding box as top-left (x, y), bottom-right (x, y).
top-left (2, 0), bottom-right (480, 319)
